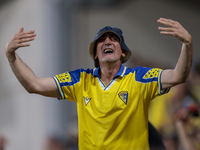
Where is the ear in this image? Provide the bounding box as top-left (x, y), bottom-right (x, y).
top-left (121, 50), bottom-right (126, 58)
top-left (94, 44), bottom-right (98, 59)
top-left (94, 54), bottom-right (98, 59)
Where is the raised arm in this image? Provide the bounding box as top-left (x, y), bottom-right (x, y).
top-left (174, 108), bottom-right (198, 150)
top-left (5, 27), bottom-right (60, 98)
top-left (157, 18), bottom-right (193, 89)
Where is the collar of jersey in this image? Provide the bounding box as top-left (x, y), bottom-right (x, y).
top-left (93, 64), bottom-right (126, 78)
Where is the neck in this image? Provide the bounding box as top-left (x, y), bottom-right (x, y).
top-left (99, 62), bottom-right (121, 85)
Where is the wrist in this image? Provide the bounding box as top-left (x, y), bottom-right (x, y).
top-left (5, 51), bottom-right (17, 63)
top-left (184, 34), bottom-right (192, 45)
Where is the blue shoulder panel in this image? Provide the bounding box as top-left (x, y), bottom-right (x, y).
top-left (124, 66), bottom-right (162, 83)
top-left (59, 68), bottom-right (94, 86)
top-left (135, 67), bottom-right (162, 83)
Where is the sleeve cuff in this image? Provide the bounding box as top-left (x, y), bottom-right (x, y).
top-left (158, 70), bottom-right (170, 95)
top-left (53, 76), bottom-right (65, 100)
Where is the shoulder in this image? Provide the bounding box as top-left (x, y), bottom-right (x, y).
top-left (125, 66), bottom-right (162, 82)
top-left (68, 68), bottom-right (94, 80)
top-left (69, 68), bottom-right (94, 74)
top-left (124, 66), bottom-right (151, 75)
top-left (54, 68), bottom-right (94, 84)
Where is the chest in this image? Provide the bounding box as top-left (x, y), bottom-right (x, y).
top-left (78, 76), bottom-right (141, 113)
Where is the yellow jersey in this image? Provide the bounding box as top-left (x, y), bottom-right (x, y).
top-left (53, 65), bottom-right (169, 150)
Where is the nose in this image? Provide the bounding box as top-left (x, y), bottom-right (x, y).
top-left (104, 37), bottom-right (111, 46)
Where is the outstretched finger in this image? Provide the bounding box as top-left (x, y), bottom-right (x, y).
top-left (23, 30), bottom-right (35, 34)
top-left (18, 27), bottom-right (35, 37)
top-left (159, 31), bottom-right (176, 37)
top-left (157, 18), bottom-right (177, 28)
top-left (19, 27), bottom-right (24, 33)
top-left (17, 42), bottom-right (31, 48)
top-left (158, 26), bottom-right (174, 32)
top-left (18, 32), bottom-right (36, 40)
top-left (18, 37), bottom-right (35, 44)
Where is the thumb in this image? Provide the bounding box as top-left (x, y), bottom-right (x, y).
top-left (19, 27), bottom-right (24, 33)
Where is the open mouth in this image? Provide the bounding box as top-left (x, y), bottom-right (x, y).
top-left (104, 49), bottom-right (113, 54)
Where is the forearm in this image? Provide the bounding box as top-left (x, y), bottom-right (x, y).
top-left (174, 39), bottom-right (193, 83)
top-left (6, 52), bottom-right (39, 93)
top-left (175, 120), bottom-right (197, 150)
top-left (161, 38), bottom-right (193, 89)
top-left (162, 42), bottom-right (193, 89)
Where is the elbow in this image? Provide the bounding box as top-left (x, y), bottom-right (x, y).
top-left (176, 75), bottom-right (188, 85)
top-left (182, 76), bottom-right (188, 83)
top-left (169, 78), bottom-right (187, 88)
top-left (24, 83), bottom-right (39, 94)
top-left (174, 69), bottom-right (191, 85)
top-left (26, 87), bottom-right (37, 94)
top-left (179, 79), bottom-right (187, 84)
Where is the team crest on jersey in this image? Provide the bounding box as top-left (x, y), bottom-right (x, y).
top-left (143, 68), bottom-right (161, 79)
top-left (118, 91), bottom-right (128, 105)
top-left (83, 96), bottom-right (91, 106)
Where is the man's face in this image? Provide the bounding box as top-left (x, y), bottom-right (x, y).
top-left (95, 32), bottom-right (125, 65)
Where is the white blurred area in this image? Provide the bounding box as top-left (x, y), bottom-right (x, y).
top-left (0, 0), bottom-right (69, 149)
top-left (0, 0), bottom-right (200, 149)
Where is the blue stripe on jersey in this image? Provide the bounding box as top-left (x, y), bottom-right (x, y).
top-left (53, 76), bottom-right (66, 99)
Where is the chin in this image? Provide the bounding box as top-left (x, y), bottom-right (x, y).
top-left (102, 59), bottom-right (120, 64)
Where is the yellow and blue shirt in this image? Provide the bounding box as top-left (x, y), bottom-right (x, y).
top-left (53, 65), bottom-right (169, 150)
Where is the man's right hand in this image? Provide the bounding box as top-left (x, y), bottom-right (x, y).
top-left (5, 27), bottom-right (36, 61)
top-left (4, 27), bottom-right (60, 98)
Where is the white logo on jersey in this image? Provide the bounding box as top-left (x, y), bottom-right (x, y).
top-left (118, 91), bottom-right (128, 105)
top-left (83, 96), bottom-right (91, 106)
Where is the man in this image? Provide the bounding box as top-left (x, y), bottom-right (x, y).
top-left (5, 18), bottom-right (192, 150)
